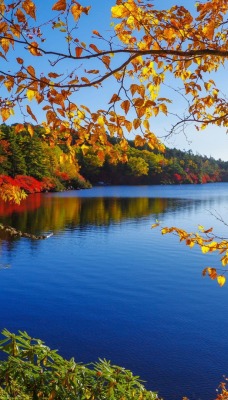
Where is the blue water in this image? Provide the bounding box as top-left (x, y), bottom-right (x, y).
top-left (0, 183), bottom-right (228, 400)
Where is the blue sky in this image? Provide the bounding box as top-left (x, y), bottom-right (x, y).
top-left (4, 0), bottom-right (228, 161)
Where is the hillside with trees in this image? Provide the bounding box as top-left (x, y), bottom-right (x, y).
top-left (0, 124), bottom-right (227, 196)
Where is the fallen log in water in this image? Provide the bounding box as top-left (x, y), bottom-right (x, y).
top-left (0, 224), bottom-right (53, 240)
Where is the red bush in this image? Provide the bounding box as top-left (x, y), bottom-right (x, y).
top-left (14, 175), bottom-right (42, 193)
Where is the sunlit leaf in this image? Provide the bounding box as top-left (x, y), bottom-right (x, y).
top-left (217, 276), bottom-right (226, 287)
top-left (52, 0), bottom-right (66, 11)
top-left (22, 0), bottom-right (36, 19)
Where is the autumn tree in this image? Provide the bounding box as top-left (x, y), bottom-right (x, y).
top-left (0, 0), bottom-right (227, 281)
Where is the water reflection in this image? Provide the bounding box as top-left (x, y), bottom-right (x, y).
top-left (0, 195), bottom-right (199, 237)
top-left (0, 186), bottom-right (228, 244)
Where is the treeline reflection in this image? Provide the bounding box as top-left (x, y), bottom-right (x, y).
top-left (0, 192), bottom-right (222, 242)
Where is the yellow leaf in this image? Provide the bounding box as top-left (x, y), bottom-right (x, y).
top-left (153, 107), bottom-right (159, 116)
top-left (221, 256), bottom-right (228, 266)
top-left (201, 245), bottom-right (209, 254)
top-left (217, 276), bottom-right (226, 287)
top-left (71, 4), bottom-right (82, 21)
top-left (143, 120), bottom-right (149, 130)
top-left (159, 103), bottom-right (167, 115)
top-left (111, 5), bottom-right (129, 18)
top-left (27, 89), bottom-right (36, 101)
top-left (27, 124), bottom-right (34, 137)
top-left (97, 116), bottom-right (105, 126)
top-left (81, 145), bottom-right (89, 155)
top-left (4, 79), bottom-right (14, 91)
top-left (1, 108), bottom-right (11, 122)
top-left (161, 227), bottom-right (170, 235)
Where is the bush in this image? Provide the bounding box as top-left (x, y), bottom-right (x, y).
top-left (0, 330), bottom-right (158, 400)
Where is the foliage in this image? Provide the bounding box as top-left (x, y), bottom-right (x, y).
top-left (0, 0), bottom-right (227, 157)
top-left (0, 329), bottom-right (157, 400)
top-left (78, 141), bottom-right (224, 185)
top-left (0, 124), bottom-right (91, 196)
top-left (152, 222), bottom-right (228, 287)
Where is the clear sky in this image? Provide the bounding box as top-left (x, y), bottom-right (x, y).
top-left (5, 0), bottom-right (228, 161)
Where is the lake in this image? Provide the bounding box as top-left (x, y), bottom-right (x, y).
top-left (0, 183), bottom-right (228, 400)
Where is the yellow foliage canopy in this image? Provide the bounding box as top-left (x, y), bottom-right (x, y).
top-left (0, 0), bottom-right (226, 158)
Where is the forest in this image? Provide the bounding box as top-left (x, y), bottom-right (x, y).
top-left (0, 123), bottom-right (227, 198)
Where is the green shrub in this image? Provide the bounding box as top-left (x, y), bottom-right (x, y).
top-left (0, 330), bottom-right (158, 400)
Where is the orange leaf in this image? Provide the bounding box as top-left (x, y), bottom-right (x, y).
top-left (93, 30), bottom-right (101, 37)
top-left (1, 38), bottom-right (9, 53)
top-left (108, 94), bottom-right (121, 104)
top-left (57, 108), bottom-right (65, 117)
top-left (81, 77), bottom-right (90, 84)
top-left (28, 42), bottom-right (42, 56)
top-left (52, 0), bottom-right (66, 11)
top-left (27, 65), bottom-right (35, 76)
top-left (207, 267), bottom-right (217, 280)
top-left (22, 0), bottom-right (36, 19)
top-left (71, 4), bottom-right (82, 21)
top-left (120, 100), bottom-right (130, 115)
top-left (75, 47), bottom-right (83, 57)
top-left (102, 56), bottom-right (111, 68)
top-left (10, 24), bottom-right (21, 38)
top-left (48, 72), bottom-right (61, 78)
top-left (15, 8), bottom-right (26, 23)
top-left (135, 135), bottom-right (146, 147)
top-left (125, 120), bottom-right (132, 133)
top-left (133, 118), bottom-right (141, 129)
top-left (0, 22), bottom-right (8, 33)
top-left (27, 105), bottom-right (37, 122)
top-left (89, 43), bottom-right (100, 53)
top-left (15, 124), bottom-right (25, 133)
top-left (16, 57), bottom-right (24, 64)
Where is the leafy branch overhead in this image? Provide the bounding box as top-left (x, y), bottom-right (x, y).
top-left (0, 0), bottom-right (227, 159)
